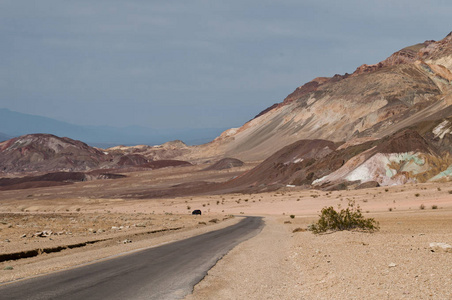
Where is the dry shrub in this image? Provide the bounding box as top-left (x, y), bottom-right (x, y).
top-left (308, 201), bottom-right (379, 234)
top-left (292, 227), bottom-right (306, 233)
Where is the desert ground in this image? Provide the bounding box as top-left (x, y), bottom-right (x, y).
top-left (1, 164), bottom-right (452, 299)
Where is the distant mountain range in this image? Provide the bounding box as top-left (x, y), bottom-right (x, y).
top-left (0, 108), bottom-right (226, 147)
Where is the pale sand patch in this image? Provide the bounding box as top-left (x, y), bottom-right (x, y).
top-left (186, 216), bottom-right (303, 300)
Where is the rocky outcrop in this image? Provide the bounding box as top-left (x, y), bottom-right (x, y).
top-left (107, 140), bottom-right (191, 162)
top-left (222, 125), bottom-right (452, 192)
top-left (204, 158), bottom-right (244, 171)
top-left (0, 134), bottom-right (192, 174)
top-left (0, 134), bottom-right (110, 173)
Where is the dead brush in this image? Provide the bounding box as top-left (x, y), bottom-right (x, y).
top-left (308, 200), bottom-right (379, 234)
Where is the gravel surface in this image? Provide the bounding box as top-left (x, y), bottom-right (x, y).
top-left (187, 210), bottom-right (452, 299)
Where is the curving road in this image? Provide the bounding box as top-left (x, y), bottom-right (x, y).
top-left (0, 216), bottom-right (263, 300)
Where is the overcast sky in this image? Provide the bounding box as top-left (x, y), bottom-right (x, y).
top-left (1, 1), bottom-right (451, 129)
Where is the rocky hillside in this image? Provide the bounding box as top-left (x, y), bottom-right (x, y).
top-left (0, 134), bottom-right (112, 173)
top-left (197, 32), bottom-right (452, 162)
top-left (0, 134), bottom-right (191, 174)
top-left (224, 123), bottom-right (452, 192)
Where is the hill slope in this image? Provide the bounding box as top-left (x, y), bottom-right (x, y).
top-left (196, 32), bottom-right (452, 162)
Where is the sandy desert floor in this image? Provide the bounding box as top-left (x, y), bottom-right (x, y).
top-left (1, 166), bottom-right (452, 299)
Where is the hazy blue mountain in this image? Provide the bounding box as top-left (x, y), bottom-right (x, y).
top-left (0, 108), bottom-right (225, 147)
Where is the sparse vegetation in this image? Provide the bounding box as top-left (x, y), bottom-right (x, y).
top-left (420, 204), bottom-right (425, 210)
top-left (290, 214), bottom-right (295, 219)
top-left (415, 193), bottom-right (420, 197)
top-left (292, 227), bottom-right (305, 233)
top-left (208, 218), bottom-right (219, 223)
top-left (308, 201), bottom-right (379, 234)
top-left (432, 205), bottom-right (438, 209)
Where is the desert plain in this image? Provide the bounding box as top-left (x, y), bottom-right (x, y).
top-left (1, 163), bottom-right (452, 299)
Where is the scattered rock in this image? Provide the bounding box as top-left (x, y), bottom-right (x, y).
top-left (34, 230), bottom-right (53, 237)
top-left (122, 239), bottom-right (132, 244)
top-left (4, 239), bottom-right (10, 243)
top-left (20, 234), bottom-right (26, 238)
top-left (135, 223), bottom-right (146, 227)
top-left (429, 242), bottom-right (452, 253)
top-left (355, 181), bottom-right (380, 189)
top-left (388, 263), bottom-right (397, 268)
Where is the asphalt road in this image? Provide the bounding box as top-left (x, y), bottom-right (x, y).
top-left (0, 216), bottom-right (263, 300)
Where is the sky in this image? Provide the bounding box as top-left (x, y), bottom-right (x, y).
top-left (1, 0), bottom-right (451, 130)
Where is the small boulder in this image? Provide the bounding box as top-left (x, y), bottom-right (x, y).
top-left (429, 242), bottom-right (452, 253)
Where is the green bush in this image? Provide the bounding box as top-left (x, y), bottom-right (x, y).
top-left (308, 201), bottom-right (379, 234)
